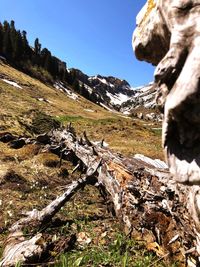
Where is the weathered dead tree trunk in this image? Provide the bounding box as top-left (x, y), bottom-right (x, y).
top-left (133, 4), bottom-right (200, 265)
top-left (133, 0), bottom-right (200, 185)
top-left (1, 127), bottom-right (200, 266)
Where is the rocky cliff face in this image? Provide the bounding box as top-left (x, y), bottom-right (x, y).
top-left (120, 82), bottom-right (162, 121)
top-left (70, 68), bottom-right (160, 121)
top-left (71, 68), bottom-right (136, 110)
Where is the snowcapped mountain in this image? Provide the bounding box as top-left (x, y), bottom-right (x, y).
top-left (69, 68), bottom-right (161, 121)
top-left (120, 83), bottom-right (158, 112)
top-left (120, 83), bottom-right (162, 121)
top-left (71, 68), bottom-right (136, 110)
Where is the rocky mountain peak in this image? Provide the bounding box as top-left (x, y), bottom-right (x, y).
top-left (69, 68), bottom-right (160, 120)
top-left (91, 75), bottom-right (130, 90)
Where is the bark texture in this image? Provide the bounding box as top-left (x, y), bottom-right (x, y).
top-left (133, 0), bottom-right (200, 201)
top-left (1, 127), bottom-right (200, 266)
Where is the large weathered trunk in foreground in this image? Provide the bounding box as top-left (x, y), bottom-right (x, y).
top-left (133, 0), bottom-right (200, 186)
top-left (1, 127), bottom-right (200, 266)
top-left (132, 6), bottom-right (200, 258)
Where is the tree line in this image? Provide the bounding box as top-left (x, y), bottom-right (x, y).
top-left (0, 20), bottom-right (72, 83)
top-left (0, 20), bottom-right (101, 104)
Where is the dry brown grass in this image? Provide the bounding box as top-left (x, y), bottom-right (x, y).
top-left (65, 117), bottom-right (163, 159)
top-left (0, 63), bottom-right (113, 123)
top-left (0, 62), bottom-right (163, 159)
top-left (0, 63), bottom-right (174, 266)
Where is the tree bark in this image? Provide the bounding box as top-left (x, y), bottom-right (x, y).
top-left (0, 127), bottom-right (199, 266)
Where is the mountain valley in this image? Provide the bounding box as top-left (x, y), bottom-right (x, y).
top-left (0, 59), bottom-right (170, 266)
top-left (0, 19), bottom-right (174, 267)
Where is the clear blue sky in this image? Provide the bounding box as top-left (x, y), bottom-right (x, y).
top-left (0, 0), bottom-right (154, 87)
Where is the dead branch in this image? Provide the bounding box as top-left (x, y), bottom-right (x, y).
top-left (0, 174), bottom-right (96, 267)
top-left (0, 127), bottom-right (199, 266)
top-left (45, 127), bottom-right (200, 263)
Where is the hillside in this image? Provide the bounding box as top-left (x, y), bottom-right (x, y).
top-left (0, 62), bottom-right (162, 158)
top-left (1, 56), bottom-right (197, 267)
top-left (0, 8), bottom-right (198, 267)
top-left (0, 20), bottom-right (162, 122)
top-left (0, 20), bottom-right (165, 265)
top-left (0, 62), bottom-right (172, 266)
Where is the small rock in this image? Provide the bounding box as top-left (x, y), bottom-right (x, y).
top-left (77, 232), bottom-right (91, 246)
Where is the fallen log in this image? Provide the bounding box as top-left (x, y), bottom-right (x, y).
top-left (0, 127), bottom-right (199, 266)
top-left (0, 174), bottom-right (97, 267)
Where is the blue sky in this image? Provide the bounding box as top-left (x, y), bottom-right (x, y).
top-left (0, 0), bottom-right (154, 87)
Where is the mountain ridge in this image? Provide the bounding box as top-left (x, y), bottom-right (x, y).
top-left (0, 19), bottom-right (159, 119)
top-left (70, 68), bottom-right (160, 118)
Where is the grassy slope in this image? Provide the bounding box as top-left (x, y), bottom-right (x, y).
top-left (0, 63), bottom-right (173, 266)
top-left (0, 62), bottom-right (162, 159)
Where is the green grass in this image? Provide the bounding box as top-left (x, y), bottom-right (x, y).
top-left (54, 233), bottom-right (173, 267)
top-left (151, 128), bottom-right (162, 136)
top-left (56, 115), bottom-right (85, 123)
top-left (55, 115), bottom-right (119, 126)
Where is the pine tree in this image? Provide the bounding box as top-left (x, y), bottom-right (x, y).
top-left (9, 20), bottom-right (19, 60)
top-left (44, 50), bottom-right (52, 71)
top-left (13, 30), bottom-right (23, 60)
top-left (34, 38), bottom-right (41, 55)
top-left (50, 56), bottom-right (59, 78)
top-left (0, 23), bottom-right (3, 54)
top-left (0, 19), bottom-right (69, 85)
top-left (2, 21), bottom-right (12, 59)
top-left (58, 61), bottom-right (66, 81)
top-left (10, 20), bottom-right (15, 30)
top-left (72, 79), bottom-right (80, 93)
top-left (33, 38), bottom-right (41, 65)
top-left (21, 30), bottom-right (31, 60)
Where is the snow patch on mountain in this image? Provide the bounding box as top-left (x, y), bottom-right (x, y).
top-left (121, 83), bottom-right (158, 113)
top-left (2, 79), bottom-right (22, 89)
top-left (84, 109), bottom-right (95, 113)
top-left (134, 82), bottom-right (154, 92)
top-left (36, 97), bottom-right (51, 103)
top-left (83, 83), bottom-right (93, 94)
top-left (54, 82), bottom-right (79, 100)
top-left (89, 76), bottom-right (115, 88)
top-left (98, 77), bottom-right (115, 88)
top-left (106, 92), bottom-right (130, 105)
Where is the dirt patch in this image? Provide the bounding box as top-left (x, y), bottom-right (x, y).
top-left (2, 170), bottom-right (26, 184)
